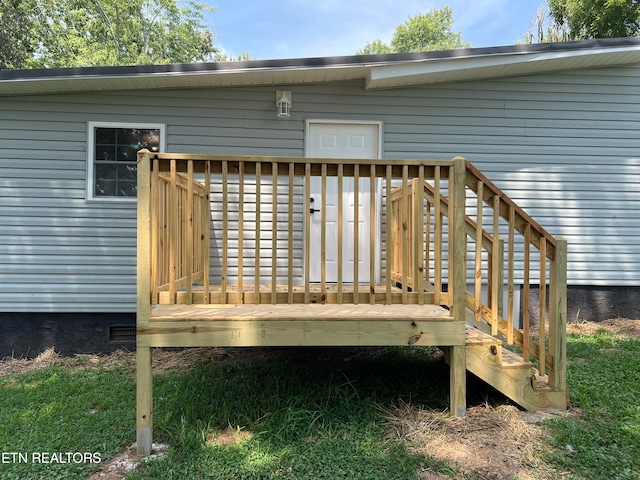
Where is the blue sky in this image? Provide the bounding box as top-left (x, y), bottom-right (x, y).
top-left (206, 0), bottom-right (546, 60)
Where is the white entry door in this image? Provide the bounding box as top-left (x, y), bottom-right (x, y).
top-left (306, 121), bottom-right (382, 283)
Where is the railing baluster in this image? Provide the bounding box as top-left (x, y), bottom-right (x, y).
top-left (159, 179), bottom-right (167, 294)
top-left (304, 162), bottom-right (311, 304)
top-left (523, 223), bottom-right (531, 363)
top-left (475, 181), bottom-right (484, 322)
top-left (338, 164), bottom-right (344, 304)
top-left (150, 159), bottom-right (159, 303)
top-left (272, 162), bottom-right (278, 305)
top-left (447, 165), bottom-right (453, 306)
top-left (401, 165), bottom-right (408, 304)
top-left (498, 237), bottom-right (505, 320)
top-left (416, 166), bottom-right (425, 305)
top-left (169, 159), bottom-right (177, 303)
top-left (238, 162), bottom-right (244, 304)
top-left (507, 205), bottom-right (515, 344)
top-left (186, 160), bottom-right (194, 304)
top-left (385, 165), bottom-right (392, 305)
top-left (539, 238), bottom-right (547, 377)
top-left (203, 161), bottom-right (210, 304)
top-left (550, 238), bottom-right (567, 391)
top-left (288, 162), bottom-right (294, 304)
top-left (434, 166), bottom-right (442, 305)
top-left (255, 162), bottom-right (261, 305)
top-left (370, 164), bottom-right (376, 305)
top-left (321, 163), bottom-right (327, 303)
top-left (425, 187), bottom-right (431, 287)
top-left (221, 160), bottom-right (228, 304)
top-left (491, 195), bottom-right (500, 336)
top-left (354, 164), bottom-right (360, 305)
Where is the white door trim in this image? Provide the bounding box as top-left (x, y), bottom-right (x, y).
top-left (304, 119), bottom-right (383, 284)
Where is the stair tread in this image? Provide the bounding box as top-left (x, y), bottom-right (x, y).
top-left (500, 348), bottom-right (534, 369)
top-left (465, 326), bottom-right (501, 346)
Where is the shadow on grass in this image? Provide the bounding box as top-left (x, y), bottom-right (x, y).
top-left (130, 346), bottom-right (504, 480)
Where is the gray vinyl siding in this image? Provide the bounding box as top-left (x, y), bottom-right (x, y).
top-left (1, 64), bottom-right (639, 312)
top-left (208, 177), bottom-right (306, 284)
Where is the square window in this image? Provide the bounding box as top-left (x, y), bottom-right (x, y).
top-left (89, 123), bottom-right (163, 199)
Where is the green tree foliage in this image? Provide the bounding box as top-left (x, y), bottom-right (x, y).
top-left (0, 0), bottom-right (34, 69)
top-left (1, 0), bottom-right (218, 69)
top-left (357, 6), bottom-right (470, 55)
top-left (548, 0), bottom-right (640, 39)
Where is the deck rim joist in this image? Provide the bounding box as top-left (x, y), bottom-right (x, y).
top-left (139, 303), bottom-right (464, 348)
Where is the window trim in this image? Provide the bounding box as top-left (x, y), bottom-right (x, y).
top-left (86, 121), bottom-right (166, 202)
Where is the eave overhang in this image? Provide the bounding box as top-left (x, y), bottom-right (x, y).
top-left (1, 38), bottom-right (640, 96)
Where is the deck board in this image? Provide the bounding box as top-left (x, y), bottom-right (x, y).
top-left (150, 303), bottom-right (451, 322)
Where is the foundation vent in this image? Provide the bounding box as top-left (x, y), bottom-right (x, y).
top-left (109, 325), bottom-right (136, 342)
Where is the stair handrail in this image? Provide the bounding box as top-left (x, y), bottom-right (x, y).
top-left (405, 160), bottom-right (566, 392)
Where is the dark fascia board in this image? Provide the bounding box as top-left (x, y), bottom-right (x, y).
top-left (2, 37), bottom-right (640, 82)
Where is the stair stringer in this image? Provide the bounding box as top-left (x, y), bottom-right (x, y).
top-left (465, 344), bottom-right (568, 411)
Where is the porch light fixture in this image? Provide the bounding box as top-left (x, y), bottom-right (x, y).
top-left (276, 91), bottom-right (292, 117)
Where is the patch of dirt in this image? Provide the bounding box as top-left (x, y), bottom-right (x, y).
top-left (206, 427), bottom-right (254, 447)
top-left (86, 443), bottom-right (168, 480)
top-left (385, 400), bottom-right (577, 480)
top-left (566, 318), bottom-right (640, 338)
top-left (0, 346), bottom-right (230, 377)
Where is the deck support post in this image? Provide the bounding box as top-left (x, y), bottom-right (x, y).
top-left (449, 345), bottom-right (467, 416)
top-left (450, 156), bottom-right (467, 416)
top-left (136, 347), bottom-right (153, 456)
top-left (550, 238), bottom-right (568, 391)
top-left (136, 149), bottom-right (154, 455)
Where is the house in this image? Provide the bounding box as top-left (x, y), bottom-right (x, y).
top-left (1, 37), bottom-right (639, 362)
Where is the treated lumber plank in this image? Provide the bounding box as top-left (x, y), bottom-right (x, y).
top-left (272, 162), bottom-right (278, 304)
top-left (550, 238), bottom-right (567, 391)
top-left (401, 166), bottom-right (409, 303)
top-left (150, 303), bottom-right (451, 321)
top-left (203, 161), bottom-right (211, 304)
top-left (136, 346), bottom-right (153, 456)
top-left (370, 164), bottom-right (376, 305)
top-left (139, 318), bottom-right (464, 349)
top-left (137, 150), bottom-right (152, 319)
top-left (354, 164), bottom-right (360, 299)
top-left (287, 162), bottom-right (294, 304)
top-left (433, 166), bottom-right (442, 304)
top-left (465, 326), bottom-right (501, 346)
top-left (151, 153), bottom-right (453, 180)
top-left (237, 162), bottom-right (244, 299)
top-left (385, 165), bottom-right (393, 304)
top-left (450, 345), bottom-right (467, 417)
top-left (255, 162), bottom-right (261, 304)
top-left (337, 164), bottom-right (344, 304)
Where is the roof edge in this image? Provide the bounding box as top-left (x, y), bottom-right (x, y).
top-left (2, 37), bottom-right (640, 82)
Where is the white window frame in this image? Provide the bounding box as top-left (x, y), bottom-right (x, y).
top-left (86, 121), bottom-right (166, 202)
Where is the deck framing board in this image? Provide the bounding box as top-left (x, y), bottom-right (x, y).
top-left (140, 305), bottom-right (464, 347)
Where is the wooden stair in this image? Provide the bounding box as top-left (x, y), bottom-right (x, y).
top-left (463, 326), bottom-right (568, 411)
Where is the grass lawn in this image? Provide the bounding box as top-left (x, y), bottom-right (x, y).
top-left (0, 320), bottom-right (639, 479)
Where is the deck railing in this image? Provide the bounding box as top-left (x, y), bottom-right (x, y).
top-left (393, 160), bottom-right (567, 392)
top-left (150, 168), bottom-right (209, 304)
top-left (137, 150), bottom-right (467, 315)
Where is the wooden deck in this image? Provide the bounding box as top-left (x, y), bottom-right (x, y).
top-left (141, 303), bottom-right (462, 348)
top-left (135, 150), bottom-right (568, 456)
